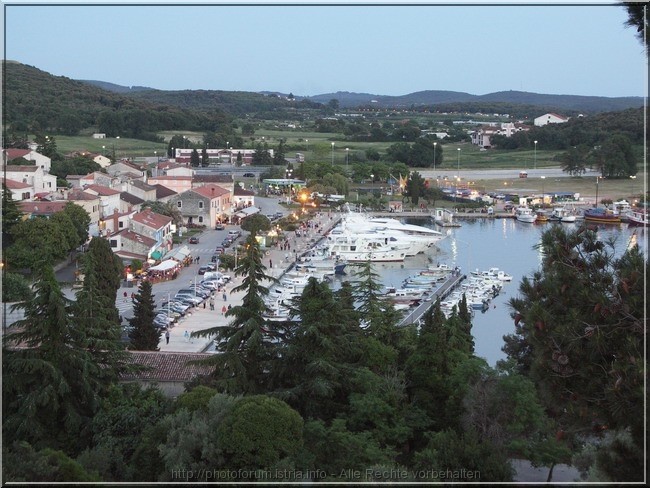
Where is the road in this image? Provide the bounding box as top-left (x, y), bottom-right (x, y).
top-left (418, 167), bottom-right (600, 181)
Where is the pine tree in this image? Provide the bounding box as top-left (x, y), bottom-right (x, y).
top-left (2, 264), bottom-right (101, 453)
top-left (192, 230), bottom-right (277, 394)
top-left (2, 182), bottom-right (22, 250)
top-left (128, 281), bottom-right (161, 351)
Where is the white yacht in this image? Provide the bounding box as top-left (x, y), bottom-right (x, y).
top-left (325, 233), bottom-right (410, 262)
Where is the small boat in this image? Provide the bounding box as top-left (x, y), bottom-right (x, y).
top-left (549, 207), bottom-right (577, 223)
top-left (627, 208), bottom-right (649, 227)
top-left (535, 209), bottom-right (549, 223)
top-left (515, 206), bottom-right (536, 223)
top-left (583, 207), bottom-right (621, 224)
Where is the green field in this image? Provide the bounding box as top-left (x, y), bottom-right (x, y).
top-left (50, 131), bottom-right (645, 202)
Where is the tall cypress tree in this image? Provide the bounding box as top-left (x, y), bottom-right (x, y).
top-left (128, 280), bottom-right (161, 351)
top-left (2, 264), bottom-right (101, 453)
top-left (72, 237), bottom-right (128, 387)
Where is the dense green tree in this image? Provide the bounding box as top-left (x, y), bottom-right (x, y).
top-left (404, 171), bottom-right (425, 206)
top-left (1, 271), bottom-right (32, 302)
top-left (174, 385), bottom-right (219, 413)
top-left (76, 384), bottom-right (171, 481)
top-left (62, 202), bottom-right (91, 248)
top-left (190, 148), bottom-right (200, 167)
top-left (560, 144), bottom-right (589, 175)
top-left (217, 395), bottom-right (304, 474)
top-left (50, 211), bottom-right (80, 252)
top-left (2, 183), bottom-right (22, 250)
top-left (192, 230), bottom-right (277, 394)
top-left (49, 155), bottom-right (101, 180)
top-left (273, 138), bottom-right (287, 165)
top-left (2, 441), bottom-right (100, 482)
top-left (504, 225), bottom-right (645, 482)
top-left (2, 265), bottom-right (101, 454)
top-left (6, 217), bottom-right (70, 270)
top-left (128, 280), bottom-right (160, 351)
top-left (412, 428), bottom-right (514, 481)
top-left (141, 200), bottom-right (183, 226)
top-left (240, 213), bottom-right (272, 234)
top-left (623, 2), bottom-right (649, 52)
top-left (598, 134), bottom-right (637, 178)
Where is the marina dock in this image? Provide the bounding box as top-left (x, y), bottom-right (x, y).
top-left (397, 273), bottom-right (466, 327)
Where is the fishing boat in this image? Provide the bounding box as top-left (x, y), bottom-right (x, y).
top-left (583, 207), bottom-right (621, 224)
top-left (535, 209), bottom-right (549, 223)
top-left (515, 206), bottom-right (536, 223)
top-left (627, 208), bottom-right (649, 227)
top-left (549, 206), bottom-right (577, 223)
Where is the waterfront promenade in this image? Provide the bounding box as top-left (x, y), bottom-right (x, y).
top-left (157, 211), bottom-right (341, 353)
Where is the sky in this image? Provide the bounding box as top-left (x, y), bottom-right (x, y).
top-left (2, 1), bottom-right (647, 98)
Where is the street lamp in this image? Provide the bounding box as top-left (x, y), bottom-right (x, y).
top-left (331, 142), bottom-right (335, 166)
top-left (540, 176), bottom-right (546, 207)
top-left (457, 148), bottom-right (461, 178)
top-left (305, 139), bottom-right (308, 153)
top-left (370, 173), bottom-right (374, 192)
top-left (345, 148), bottom-right (349, 175)
top-left (534, 140), bottom-right (538, 170)
top-left (433, 142), bottom-right (437, 178)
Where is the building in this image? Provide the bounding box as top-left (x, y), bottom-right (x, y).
top-left (3, 165), bottom-right (57, 197)
top-left (83, 184), bottom-right (122, 222)
top-left (170, 184), bottom-right (231, 227)
top-left (173, 148), bottom-right (270, 165)
top-left (3, 148), bottom-right (51, 173)
top-left (534, 113), bottom-right (569, 127)
top-left (147, 175), bottom-right (193, 195)
top-left (470, 122), bottom-right (529, 149)
top-left (3, 178), bottom-right (33, 201)
top-left (125, 180), bottom-right (157, 202)
top-left (129, 208), bottom-right (174, 258)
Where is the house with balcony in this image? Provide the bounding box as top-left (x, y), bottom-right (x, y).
top-left (169, 184), bottom-right (231, 227)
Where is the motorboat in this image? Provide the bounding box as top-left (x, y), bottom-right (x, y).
top-left (627, 208), bottom-right (648, 227)
top-left (324, 232), bottom-right (409, 262)
top-left (549, 206), bottom-right (577, 223)
top-left (515, 206), bottom-right (536, 223)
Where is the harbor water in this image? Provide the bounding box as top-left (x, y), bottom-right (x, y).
top-left (333, 217), bottom-right (646, 367)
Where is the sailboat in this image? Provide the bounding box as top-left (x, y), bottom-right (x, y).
top-left (583, 176), bottom-right (621, 224)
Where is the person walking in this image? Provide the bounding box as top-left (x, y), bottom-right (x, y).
top-left (165, 329), bottom-right (170, 345)
top-left (221, 305), bottom-right (227, 315)
top-left (222, 291), bottom-right (227, 301)
top-left (184, 330), bottom-right (189, 342)
top-left (209, 297), bottom-right (215, 311)
top-left (123, 291), bottom-right (128, 302)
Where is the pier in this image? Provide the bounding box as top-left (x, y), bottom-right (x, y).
top-left (397, 273), bottom-right (466, 327)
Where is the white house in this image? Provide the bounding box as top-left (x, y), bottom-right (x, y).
top-left (3, 148), bottom-right (52, 173)
top-left (2, 178), bottom-right (33, 201)
top-left (3, 165), bottom-right (57, 197)
top-left (534, 113), bottom-right (569, 127)
top-left (83, 184), bottom-right (122, 221)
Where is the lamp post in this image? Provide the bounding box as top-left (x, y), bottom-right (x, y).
top-left (457, 148), bottom-right (461, 178)
top-left (345, 148), bottom-right (349, 175)
top-left (305, 139), bottom-right (308, 153)
top-left (630, 175), bottom-right (637, 201)
top-left (433, 142), bottom-right (437, 180)
top-left (540, 176), bottom-right (546, 207)
top-left (370, 173), bottom-right (374, 193)
top-left (331, 142), bottom-right (335, 166)
top-left (534, 140), bottom-right (538, 170)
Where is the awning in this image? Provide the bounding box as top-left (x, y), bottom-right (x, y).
top-left (149, 259), bottom-right (178, 271)
top-left (235, 206), bottom-right (260, 218)
top-left (150, 250), bottom-right (162, 260)
top-left (166, 245), bottom-right (191, 261)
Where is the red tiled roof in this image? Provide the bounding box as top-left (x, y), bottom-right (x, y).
top-left (4, 165), bottom-right (38, 172)
top-left (192, 184), bottom-right (229, 199)
top-left (18, 200), bottom-right (68, 215)
top-left (84, 184), bottom-right (121, 196)
top-left (4, 148), bottom-right (31, 160)
top-left (2, 178), bottom-right (31, 189)
top-left (115, 229), bottom-right (157, 247)
top-left (121, 351), bottom-right (215, 382)
top-left (132, 208), bottom-right (173, 229)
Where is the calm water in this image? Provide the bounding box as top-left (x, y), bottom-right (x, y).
top-left (335, 217), bottom-right (647, 367)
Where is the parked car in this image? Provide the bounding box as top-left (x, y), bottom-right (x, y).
top-left (227, 230), bottom-right (241, 238)
top-left (198, 265), bottom-right (209, 275)
top-left (215, 223), bottom-right (225, 230)
top-left (243, 172), bottom-right (255, 178)
top-left (221, 239), bottom-right (231, 248)
top-left (206, 263), bottom-right (217, 271)
top-left (215, 247), bottom-right (225, 254)
top-left (188, 236), bottom-right (200, 244)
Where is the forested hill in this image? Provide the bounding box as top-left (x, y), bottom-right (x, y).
top-left (306, 89), bottom-right (644, 112)
top-left (2, 61), bottom-right (235, 138)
